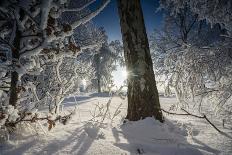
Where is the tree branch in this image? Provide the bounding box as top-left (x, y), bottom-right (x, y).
top-left (64, 0), bottom-right (96, 12)
top-left (71, 0), bottom-right (110, 29)
top-left (161, 108), bottom-right (223, 133)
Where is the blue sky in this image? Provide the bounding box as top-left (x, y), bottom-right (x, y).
top-left (92, 0), bottom-right (164, 41)
top-left (91, 0), bottom-right (164, 87)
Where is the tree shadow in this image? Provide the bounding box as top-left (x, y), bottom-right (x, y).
top-left (112, 118), bottom-right (220, 155)
top-left (37, 95), bottom-right (97, 111)
top-left (0, 132), bottom-right (41, 154)
top-left (62, 93), bottom-right (109, 108)
top-left (1, 93), bottom-right (110, 155)
top-left (1, 139), bottom-right (37, 155)
top-left (1, 123), bottom-right (99, 155)
top-left (112, 127), bottom-right (121, 143)
top-left (63, 96), bottom-right (93, 103)
top-left (34, 124), bottom-right (99, 155)
top-left (62, 98), bottom-right (97, 108)
top-left (89, 92), bottom-right (110, 98)
top-left (191, 137), bottom-right (220, 155)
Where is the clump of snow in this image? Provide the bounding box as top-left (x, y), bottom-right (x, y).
top-left (5, 105), bottom-right (19, 122)
top-left (0, 105), bottom-right (19, 126)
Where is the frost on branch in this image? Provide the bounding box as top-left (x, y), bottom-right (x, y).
top-left (159, 0), bottom-right (232, 35)
top-left (151, 2), bottom-right (232, 121)
top-left (0, 0), bottom-right (110, 131)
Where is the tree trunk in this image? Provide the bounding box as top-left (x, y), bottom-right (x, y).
top-left (9, 28), bottom-right (20, 107)
top-left (97, 76), bottom-right (101, 93)
top-left (117, 0), bottom-right (163, 122)
top-left (96, 54), bottom-right (101, 93)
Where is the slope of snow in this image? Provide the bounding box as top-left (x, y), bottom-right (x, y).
top-left (0, 93), bottom-right (231, 155)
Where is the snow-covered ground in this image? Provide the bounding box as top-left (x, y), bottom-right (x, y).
top-left (0, 93), bottom-right (231, 155)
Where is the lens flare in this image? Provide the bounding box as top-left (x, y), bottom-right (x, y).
top-left (122, 70), bottom-right (128, 77)
top-left (82, 79), bottom-right (87, 86)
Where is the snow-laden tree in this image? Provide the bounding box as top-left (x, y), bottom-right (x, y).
top-left (159, 0), bottom-right (232, 35)
top-left (92, 40), bottom-right (123, 93)
top-left (0, 0), bottom-right (110, 129)
top-left (151, 5), bottom-right (218, 102)
top-left (34, 56), bottom-right (94, 114)
top-left (78, 40), bottom-right (123, 93)
top-left (109, 40), bottom-right (125, 66)
top-left (73, 24), bottom-right (124, 93)
top-left (151, 1), bottom-right (232, 120)
top-left (33, 22), bottom-right (105, 114)
top-left (28, 24), bottom-right (122, 115)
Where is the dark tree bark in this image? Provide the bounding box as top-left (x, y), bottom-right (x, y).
top-left (97, 76), bottom-right (101, 93)
top-left (117, 0), bottom-right (163, 122)
top-left (96, 53), bottom-right (101, 93)
top-left (9, 27), bottom-right (21, 107)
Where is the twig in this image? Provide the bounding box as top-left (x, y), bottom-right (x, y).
top-left (202, 114), bottom-right (221, 133)
top-left (195, 89), bottom-right (219, 96)
top-left (181, 108), bottom-right (222, 133)
top-left (161, 108), bottom-right (223, 133)
top-left (11, 111), bottom-right (73, 127)
top-left (161, 108), bottom-right (190, 116)
top-left (181, 108), bottom-right (205, 119)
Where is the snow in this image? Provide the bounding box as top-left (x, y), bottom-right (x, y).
top-left (0, 94), bottom-right (231, 155)
top-left (71, 0), bottom-right (110, 29)
top-left (64, 0), bottom-right (97, 12)
top-left (0, 105), bottom-right (19, 127)
top-left (40, 0), bottom-right (52, 29)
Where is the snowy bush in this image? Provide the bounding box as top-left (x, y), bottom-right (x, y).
top-left (89, 86), bottom-right (125, 126)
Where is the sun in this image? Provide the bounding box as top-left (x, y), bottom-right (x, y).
top-left (122, 70), bottom-right (128, 77)
top-left (112, 66), bottom-right (128, 89)
top-left (82, 79), bottom-right (87, 87)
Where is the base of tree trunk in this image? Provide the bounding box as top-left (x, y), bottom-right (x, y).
top-left (125, 78), bottom-right (164, 122)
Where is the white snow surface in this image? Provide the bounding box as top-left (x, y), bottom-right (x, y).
top-left (0, 93), bottom-right (231, 155)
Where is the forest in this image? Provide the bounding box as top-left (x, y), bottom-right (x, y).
top-left (0, 0), bottom-right (231, 154)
